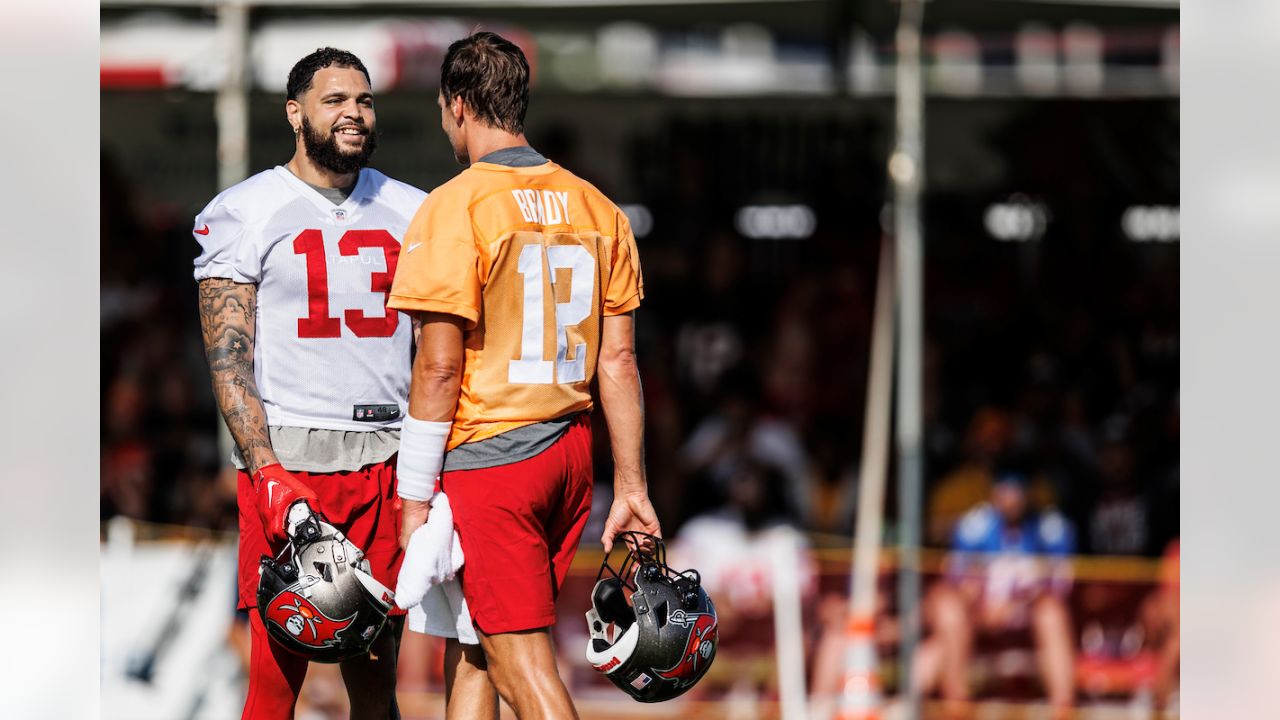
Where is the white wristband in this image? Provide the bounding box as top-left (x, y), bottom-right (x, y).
top-left (397, 415), bottom-right (452, 501)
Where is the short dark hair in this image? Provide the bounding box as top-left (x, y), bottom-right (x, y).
top-left (287, 47), bottom-right (371, 101)
top-left (440, 32), bottom-right (530, 134)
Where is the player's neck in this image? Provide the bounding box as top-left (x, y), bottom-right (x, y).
top-left (466, 129), bottom-right (530, 166)
top-left (286, 152), bottom-right (359, 189)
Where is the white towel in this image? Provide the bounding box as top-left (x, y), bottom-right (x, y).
top-left (394, 494), bottom-right (478, 644)
top-left (397, 494), bottom-right (460, 597)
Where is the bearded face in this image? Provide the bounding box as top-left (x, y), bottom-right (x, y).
top-left (301, 113), bottom-right (378, 175)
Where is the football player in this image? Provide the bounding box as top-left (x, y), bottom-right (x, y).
top-left (194, 48), bottom-right (424, 719)
top-left (389, 31), bottom-right (662, 719)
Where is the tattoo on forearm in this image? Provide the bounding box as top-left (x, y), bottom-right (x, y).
top-left (198, 279), bottom-right (275, 470)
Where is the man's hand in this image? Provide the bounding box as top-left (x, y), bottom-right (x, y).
top-left (601, 490), bottom-right (661, 553)
top-left (254, 464), bottom-right (319, 545)
top-left (400, 497), bottom-right (432, 551)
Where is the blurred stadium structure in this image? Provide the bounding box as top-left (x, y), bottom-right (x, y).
top-left (101, 0), bottom-right (1178, 718)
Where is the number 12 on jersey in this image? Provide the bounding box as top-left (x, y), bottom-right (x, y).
top-left (509, 243), bottom-right (595, 385)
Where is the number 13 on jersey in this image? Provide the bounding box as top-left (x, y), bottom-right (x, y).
top-left (509, 243), bottom-right (596, 385)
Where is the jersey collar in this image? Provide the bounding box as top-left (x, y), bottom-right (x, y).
top-left (468, 161), bottom-right (558, 175)
top-left (274, 165), bottom-right (372, 217)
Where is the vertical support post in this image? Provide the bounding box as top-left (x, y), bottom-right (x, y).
top-left (216, 0), bottom-right (250, 192)
top-left (850, 235), bottom-right (895, 621)
top-left (891, 1), bottom-right (926, 718)
top-left (214, 0), bottom-right (249, 462)
top-left (771, 528), bottom-right (809, 720)
top-left (830, 235), bottom-right (893, 720)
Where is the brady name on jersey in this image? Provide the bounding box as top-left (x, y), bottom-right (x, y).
top-left (193, 165), bottom-right (427, 430)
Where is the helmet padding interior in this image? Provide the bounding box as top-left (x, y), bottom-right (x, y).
top-left (593, 578), bottom-right (634, 628)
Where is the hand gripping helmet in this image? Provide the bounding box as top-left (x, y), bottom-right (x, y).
top-left (585, 531), bottom-right (718, 702)
top-left (257, 513), bottom-right (394, 663)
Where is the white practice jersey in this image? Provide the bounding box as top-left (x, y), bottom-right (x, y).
top-left (193, 166), bottom-right (427, 431)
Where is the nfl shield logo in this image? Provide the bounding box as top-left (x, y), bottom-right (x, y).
top-left (333, 208), bottom-right (347, 221)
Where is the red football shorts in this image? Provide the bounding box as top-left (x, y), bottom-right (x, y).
top-left (237, 458), bottom-right (405, 614)
top-left (443, 413), bottom-right (594, 634)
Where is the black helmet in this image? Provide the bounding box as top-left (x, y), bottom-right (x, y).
top-left (257, 514), bottom-right (394, 663)
top-left (585, 531), bottom-right (718, 702)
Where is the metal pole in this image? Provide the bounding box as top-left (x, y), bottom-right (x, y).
top-left (216, 0), bottom-right (250, 191)
top-left (891, 0), bottom-right (926, 718)
top-left (214, 0), bottom-right (250, 462)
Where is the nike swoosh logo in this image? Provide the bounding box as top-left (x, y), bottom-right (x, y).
top-left (406, 242), bottom-right (423, 253)
top-left (267, 480), bottom-right (278, 506)
top-left (194, 224), bottom-right (210, 235)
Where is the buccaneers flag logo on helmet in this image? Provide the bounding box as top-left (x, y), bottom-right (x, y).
top-left (257, 514), bottom-right (393, 663)
top-left (655, 611), bottom-right (718, 686)
top-left (265, 590), bottom-right (358, 649)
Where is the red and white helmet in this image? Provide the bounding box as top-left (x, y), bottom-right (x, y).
top-left (256, 514), bottom-right (394, 663)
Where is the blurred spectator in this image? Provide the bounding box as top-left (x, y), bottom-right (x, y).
top-left (1087, 424), bottom-right (1149, 555)
top-left (917, 472), bottom-right (1077, 718)
top-left (679, 371), bottom-right (816, 527)
top-left (669, 459), bottom-right (817, 695)
top-left (673, 460), bottom-right (816, 614)
top-left (926, 407), bottom-right (1014, 546)
top-left (1148, 396), bottom-right (1180, 554)
top-left (102, 437), bottom-right (154, 521)
top-left (1072, 537), bottom-right (1179, 708)
top-left (763, 277), bottom-right (818, 425)
top-left (673, 230), bottom-right (756, 415)
top-left (1146, 539), bottom-right (1179, 709)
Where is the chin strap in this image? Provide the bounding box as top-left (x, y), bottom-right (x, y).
top-left (286, 502), bottom-right (316, 540)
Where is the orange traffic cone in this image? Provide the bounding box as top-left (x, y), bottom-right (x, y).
top-left (833, 614), bottom-right (881, 720)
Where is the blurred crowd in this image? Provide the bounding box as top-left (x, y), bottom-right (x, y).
top-left (608, 112), bottom-right (1179, 560)
top-left (102, 106), bottom-right (1178, 551)
top-left (102, 151), bottom-right (235, 531)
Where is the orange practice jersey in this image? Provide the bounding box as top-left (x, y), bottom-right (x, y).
top-left (388, 160), bottom-right (643, 449)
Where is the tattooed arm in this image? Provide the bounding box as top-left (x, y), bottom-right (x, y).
top-left (197, 278), bottom-right (278, 474)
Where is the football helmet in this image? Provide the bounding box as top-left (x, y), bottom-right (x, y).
top-left (257, 513), bottom-right (394, 663)
top-left (585, 531), bottom-right (718, 702)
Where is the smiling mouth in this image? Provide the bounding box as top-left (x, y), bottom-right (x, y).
top-left (334, 126), bottom-right (367, 137)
